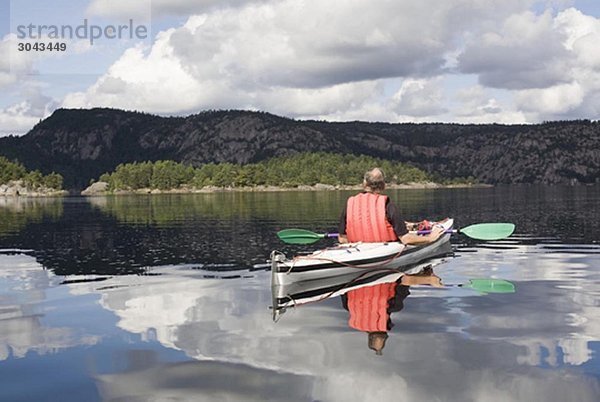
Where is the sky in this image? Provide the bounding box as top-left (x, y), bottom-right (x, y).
top-left (0, 0), bottom-right (599, 136)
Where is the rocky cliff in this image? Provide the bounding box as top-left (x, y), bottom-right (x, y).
top-left (0, 108), bottom-right (598, 188)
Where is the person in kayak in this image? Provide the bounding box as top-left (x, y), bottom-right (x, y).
top-left (338, 168), bottom-right (445, 244)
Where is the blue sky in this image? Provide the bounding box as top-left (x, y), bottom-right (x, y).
top-left (1, 0), bottom-right (599, 135)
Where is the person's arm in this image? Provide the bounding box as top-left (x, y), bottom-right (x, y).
top-left (399, 225), bottom-right (444, 245)
top-left (338, 207), bottom-right (348, 243)
top-left (386, 200), bottom-right (408, 240)
top-left (387, 200), bottom-right (444, 244)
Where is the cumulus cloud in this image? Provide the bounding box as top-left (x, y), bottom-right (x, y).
top-left (3, 0), bottom-right (599, 128)
top-left (458, 11), bottom-right (572, 90)
top-left (516, 82), bottom-right (584, 114)
top-left (390, 77), bottom-right (447, 117)
top-left (453, 85), bottom-right (527, 123)
top-left (64, 0), bottom-right (538, 120)
top-left (0, 95), bottom-right (58, 136)
top-left (0, 34), bottom-right (74, 135)
top-left (0, 83), bottom-right (58, 136)
top-left (458, 7), bottom-right (600, 121)
top-left (513, 8), bottom-right (600, 120)
top-left (0, 34), bottom-right (37, 89)
top-left (62, 39), bottom-right (227, 113)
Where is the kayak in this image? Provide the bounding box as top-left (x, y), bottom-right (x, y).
top-left (271, 218), bottom-right (454, 286)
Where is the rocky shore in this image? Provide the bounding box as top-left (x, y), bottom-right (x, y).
top-left (81, 181), bottom-right (489, 196)
top-left (0, 180), bottom-right (67, 197)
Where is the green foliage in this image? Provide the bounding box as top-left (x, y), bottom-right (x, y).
top-left (151, 161), bottom-right (195, 190)
top-left (96, 153), bottom-right (444, 191)
top-left (44, 173), bottom-right (64, 190)
top-left (0, 156), bottom-right (27, 184)
top-left (254, 153), bottom-right (434, 186)
top-left (0, 156), bottom-right (64, 190)
top-left (23, 170), bottom-right (44, 189)
top-left (102, 161), bottom-right (195, 190)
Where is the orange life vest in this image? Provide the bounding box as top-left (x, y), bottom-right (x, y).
top-left (347, 282), bottom-right (397, 332)
top-left (346, 192), bottom-right (398, 243)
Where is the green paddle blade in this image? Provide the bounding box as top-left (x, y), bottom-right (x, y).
top-left (277, 229), bottom-right (325, 245)
top-left (459, 223), bottom-right (515, 241)
top-left (463, 279), bottom-right (516, 293)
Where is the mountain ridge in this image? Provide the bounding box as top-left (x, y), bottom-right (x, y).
top-left (0, 108), bottom-right (598, 189)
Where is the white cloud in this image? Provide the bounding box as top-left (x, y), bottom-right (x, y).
top-left (62, 39), bottom-right (222, 113)
top-left (516, 82), bottom-right (584, 114)
top-left (453, 85), bottom-right (528, 123)
top-left (456, 7), bottom-right (600, 121)
top-left (0, 85), bottom-right (58, 136)
top-left (458, 11), bottom-right (571, 90)
top-left (391, 78), bottom-right (447, 117)
top-left (0, 34), bottom-right (37, 89)
top-left (256, 81), bottom-right (383, 118)
top-left (2, 0), bottom-right (599, 129)
top-left (0, 34), bottom-right (85, 136)
top-left (63, 0), bottom-right (538, 120)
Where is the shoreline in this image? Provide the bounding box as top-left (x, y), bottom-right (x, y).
top-left (81, 182), bottom-right (491, 196)
top-left (0, 193), bottom-right (68, 198)
top-left (0, 180), bottom-right (68, 198)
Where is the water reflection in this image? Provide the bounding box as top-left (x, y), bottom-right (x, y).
top-left (96, 360), bottom-right (316, 402)
top-left (80, 254), bottom-right (600, 400)
top-left (273, 265), bottom-right (446, 355)
top-left (86, 192), bottom-right (353, 228)
top-left (1, 198), bottom-right (281, 275)
top-left (0, 186), bottom-right (599, 277)
top-left (342, 268), bottom-right (442, 355)
top-left (0, 254), bottom-right (99, 361)
top-left (0, 197), bottom-right (63, 237)
top-left (1, 247), bottom-right (599, 401)
top-left (1, 187), bottom-right (600, 401)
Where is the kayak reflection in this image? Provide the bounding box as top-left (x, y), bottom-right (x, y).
top-left (271, 253), bottom-right (446, 314)
top-left (272, 262), bottom-right (444, 354)
top-left (342, 266), bottom-right (442, 355)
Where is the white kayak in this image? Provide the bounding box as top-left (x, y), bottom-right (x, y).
top-left (271, 219), bottom-right (454, 286)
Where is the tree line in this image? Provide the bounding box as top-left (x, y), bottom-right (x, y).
top-left (96, 152), bottom-right (476, 191)
top-left (0, 156), bottom-right (64, 190)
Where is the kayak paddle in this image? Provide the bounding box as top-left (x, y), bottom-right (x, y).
top-left (455, 223), bottom-right (515, 241)
top-left (277, 223), bottom-right (515, 244)
top-left (276, 229), bottom-right (338, 245)
top-left (450, 278), bottom-right (516, 293)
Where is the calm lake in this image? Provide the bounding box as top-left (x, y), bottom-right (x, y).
top-left (1, 186), bottom-right (599, 401)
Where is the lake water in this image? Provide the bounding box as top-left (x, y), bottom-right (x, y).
top-left (0, 186), bottom-right (599, 401)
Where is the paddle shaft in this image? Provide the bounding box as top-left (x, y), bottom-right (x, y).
top-left (324, 229), bottom-right (455, 238)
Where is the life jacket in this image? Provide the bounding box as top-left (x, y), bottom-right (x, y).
top-left (346, 192), bottom-right (398, 243)
top-left (347, 282), bottom-right (397, 332)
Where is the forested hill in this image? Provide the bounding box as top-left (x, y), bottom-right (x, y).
top-left (0, 108), bottom-right (598, 189)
